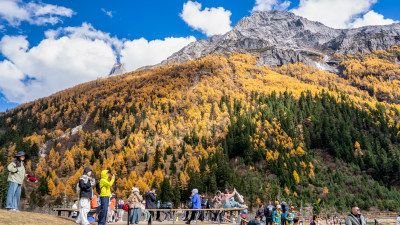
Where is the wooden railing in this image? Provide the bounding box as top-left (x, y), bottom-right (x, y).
top-left (53, 207), bottom-right (123, 217)
top-left (140, 208), bottom-right (248, 225)
top-left (53, 207), bottom-right (248, 225)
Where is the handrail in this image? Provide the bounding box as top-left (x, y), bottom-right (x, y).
top-left (53, 207), bottom-right (247, 212)
top-left (53, 208), bottom-right (124, 211)
top-left (145, 208), bottom-right (247, 212)
top-left (54, 207), bottom-right (248, 225)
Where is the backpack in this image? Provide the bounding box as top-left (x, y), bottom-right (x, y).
top-left (264, 205), bottom-right (274, 218)
top-left (161, 202), bottom-right (173, 209)
top-left (95, 182), bottom-right (101, 194)
top-left (123, 204), bottom-right (129, 211)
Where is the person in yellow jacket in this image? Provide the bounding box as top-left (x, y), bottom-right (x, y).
top-left (98, 170), bottom-right (115, 225)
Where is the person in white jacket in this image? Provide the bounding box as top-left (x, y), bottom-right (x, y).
top-left (72, 200), bottom-right (78, 218)
top-left (76, 167), bottom-right (94, 225)
top-left (6, 151), bottom-right (27, 211)
top-left (396, 212), bottom-right (400, 225)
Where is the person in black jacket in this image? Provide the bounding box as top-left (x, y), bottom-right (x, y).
top-left (76, 167), bottom-right (94, 225)
top-left (264, 201), bottom-right (275, 225)
top-left (256, 204), bottom-right (265, 221)
top-left (183, 203), bottom-right (190, 221)
top-left (199, 194), bottom-right (207, 221)
top-left (145, 187), bottom-right (161, 225)
top-left (281, 201), bottom-right (287, 225)
top-left (205, 197), bottom-right (213, 221)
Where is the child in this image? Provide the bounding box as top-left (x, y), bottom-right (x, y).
top-left (72, 200), bottom-right (78, 219)
top-left (118, 197), bottom-right (124, 222)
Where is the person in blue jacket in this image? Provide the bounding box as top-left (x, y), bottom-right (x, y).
top-left (272, 205), bottom-right (283, 225)
top-left (186, 189), bottom-right (201, 224)
top-left (284, 206), bottom-right (295, 225)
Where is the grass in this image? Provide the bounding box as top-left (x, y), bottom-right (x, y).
top-left (0, 209), bottom-right (86, 225)
top-left (0, 209), bottom-right (229, 225)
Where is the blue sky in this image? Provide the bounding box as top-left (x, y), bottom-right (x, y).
top-left (0, 0), bottom-right (400, 112)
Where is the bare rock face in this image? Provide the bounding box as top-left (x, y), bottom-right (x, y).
top-left (109, 62), bottom-right (125, 77)
top-left (161, 11), bottom-right (400, 72)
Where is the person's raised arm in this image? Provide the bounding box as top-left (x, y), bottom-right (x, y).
top-left (150, 192), bottom-right (156, 201)
top-left (79, 178), bottom-right (91, 190)
top-left (101, 176), bottom-right (115, 188)
top-left (110, 174), bottom-right (115, 186)
top-left (128, 194), bottom-right (133, 203)
top-left (227, 190), bottom-right (237, 199)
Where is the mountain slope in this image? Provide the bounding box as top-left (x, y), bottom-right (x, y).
top-left (0, 50), bottom-right (400, 211)
top-left (161, 11), bottom-right (400, 72)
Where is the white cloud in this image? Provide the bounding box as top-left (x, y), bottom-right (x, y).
top-left (252, 0), bottom-right (291, 12)
top-left (180, 1), bottom-right (232, 37)
top-left (120, 36), bottom-right (196, 71)
top-left (289, 0), bottom-right (398, 29)
top-left (101, 8), bottom-right (113, 18)
top-left (0, 60), bottom-right (27, 102)
top-left (0, 0), bottom-right (74, 27)
top-left (45, 22), bottom-right (124, 52)
top-left (0, 33), bottom-right (116, 103)
top-left (350, 10), bottom-right (397, 28)
top-left (0, 23), bottom-right (196, 103)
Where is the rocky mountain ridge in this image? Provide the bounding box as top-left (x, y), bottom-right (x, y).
top-left (161, 11), bottom-right (400, 72)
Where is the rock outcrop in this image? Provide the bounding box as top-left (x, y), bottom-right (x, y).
top-left (109, 62), bottom-right (125, 77)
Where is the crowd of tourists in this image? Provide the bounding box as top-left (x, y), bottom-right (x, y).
top-left (250, 204), bottom-right (373, 225)
top-left (182, 188), bottom-right (246, 224)
top-left (252, 200), bottom-right (296, 225)
top-left (5, 151), bottom-right (400, 225)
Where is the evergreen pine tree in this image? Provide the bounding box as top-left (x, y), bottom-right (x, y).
top-left (38, 176), bottom-right (49, 196)
top-left (160, 177), bottom-right (174, 203)
top-left (152, 145), bottom-right (162, 172)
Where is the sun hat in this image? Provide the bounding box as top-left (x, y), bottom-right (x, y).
top-left (15, 151), bottom-right (26, 157)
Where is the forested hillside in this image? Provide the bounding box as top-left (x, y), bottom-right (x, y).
top-left (0, 47), bottom-right (400, 212)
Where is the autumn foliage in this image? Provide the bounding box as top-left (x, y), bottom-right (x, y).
top-left (0, 49), bottom-right (400, 210)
